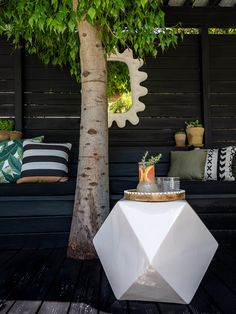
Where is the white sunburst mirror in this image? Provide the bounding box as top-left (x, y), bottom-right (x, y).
top-left (107, 49), bottom-right (148, 128)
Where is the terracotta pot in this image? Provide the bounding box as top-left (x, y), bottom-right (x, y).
top-left (9, 132), bottom-right (23, 140)
top-left (174, 133), bottom-right (186, 147)
top-left (186, 127), bottom-right (204, 146)
top-left (0, 130), bottom-right (10, 141)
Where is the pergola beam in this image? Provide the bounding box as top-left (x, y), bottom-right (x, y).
top-left (168, 0), bottom-right (186, 6)
top-left (209, 0), bottom-right (222, 6)
top-left (193, 0), bottom-right (209, 7)
top-left (219, 0), bottom-right (236, 6)
top-left (164, 7), bottom-right (236, 27)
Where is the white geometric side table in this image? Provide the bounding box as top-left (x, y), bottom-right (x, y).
top-left (93, 200), bottom-right (218, 304)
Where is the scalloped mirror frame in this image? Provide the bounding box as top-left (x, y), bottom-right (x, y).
top-left (108, 49), bottom-right (148, 128)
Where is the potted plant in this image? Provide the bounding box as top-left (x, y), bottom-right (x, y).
top-left (174, 130), bottom-right (186, 147)
top-left (185, 120), bottom-right (204, 146)
top-left (9, 130), bottom-right (23, 140)
top-left (136, 151), bottom-right (162, 193)
top-left (0, 119), bottom-right (14, 141)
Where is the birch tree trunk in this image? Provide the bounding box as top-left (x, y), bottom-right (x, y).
top-left (67, 20), bottom-right (109, 260)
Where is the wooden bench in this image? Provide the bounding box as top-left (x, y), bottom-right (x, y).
top-left (0, 146), bottom-right (235, 249)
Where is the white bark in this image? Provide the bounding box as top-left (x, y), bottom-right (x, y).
top-left (68, 20), bottom-right (109, 259)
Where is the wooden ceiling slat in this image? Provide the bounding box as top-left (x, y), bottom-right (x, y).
top-left (193, 0), bottom-right (209, 7)
top-left (209, 0), bottom-right (222, 6)
top-left (167, 0), bottom-right (236, 6)
top-left (183, 0), bottom-right (194, 7)
top-left (168, 0), bottom-right (186, 6)
top-left (219, 0), bottom-right (236, 6)
top-left (161, 0), bottom-right (170, 6)
top-left (164, 7), bottom-right (236, 27)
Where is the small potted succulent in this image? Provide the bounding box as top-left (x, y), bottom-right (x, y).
top-left (185, 120), bottom-right (204, 146)
top-left (174, 129), bottom-right (186, 147)
top-left (0, 119), bottom-right (14, 141)
top-left (137, 151), bottom-right (162, 193)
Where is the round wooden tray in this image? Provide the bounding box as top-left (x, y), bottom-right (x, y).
top-left (124, 189), bottom-right (185, 202)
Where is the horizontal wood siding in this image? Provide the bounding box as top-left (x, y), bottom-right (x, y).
top-left (110, 36), bottom-right (201, 147)
top-left (0, 199), bottom-right (73, 248)
top-left (0, 37), bottom-right (15, 117)
top-left (0, 35), bottom-right (236, 248)
top-left (209, 35), bottom-right (236, 147)
top-left (23, 54), bottom-right (81, 144)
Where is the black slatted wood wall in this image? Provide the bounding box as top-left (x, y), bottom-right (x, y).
top-left (0, 37), bottom-right (15, 117)
top-left (23, 54), bottom-right (81, 143)
top-left (1, 34), bottom-right (236, 248)
top-left (209, 36), bottom-right (236, 147)
top-left (110, 37), bottom-right (202, 147)
top-left (2, 35), bottom-right (236, 151)
top-left (1, 34), bottom-right (236, 191)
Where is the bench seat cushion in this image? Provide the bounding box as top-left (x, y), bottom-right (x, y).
top-left (0, 181), bottom-right (76, 196)
top-left (181, 181), bottom-right (236, 195)
top-left (110, 179), bottom-right (236, 196)
top-left (0, 180), bottom-right (235, 197)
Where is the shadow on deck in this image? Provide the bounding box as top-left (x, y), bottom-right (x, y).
top-left (0, 246), bottom-right (235, 313)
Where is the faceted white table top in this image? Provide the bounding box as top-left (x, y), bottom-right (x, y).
top-left (93, 199), bottom-right (218, 304)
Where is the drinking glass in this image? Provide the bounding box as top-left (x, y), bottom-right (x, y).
top-left (136, 163), bottom-right (158, 192)
top-left (156, 177), bottom-right (180, 192)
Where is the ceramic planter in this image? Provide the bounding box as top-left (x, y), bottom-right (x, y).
top-left (0, 130), bottom-right (10, 141)
top-left (186, 127), bottom-right (204, 146)
top-left (9, 132), bottom-right (23, 140)
top-left (175, 133), bottom-right (186, 147)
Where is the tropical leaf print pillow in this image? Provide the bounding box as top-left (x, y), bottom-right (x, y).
top-left (0, 136), bottom-right (44, 183)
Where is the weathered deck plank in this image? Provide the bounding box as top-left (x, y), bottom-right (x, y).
top-left (68, 259), bottom-right (101, 314)
top-left (188, 286), bottom-right (222, 314)
top-left (0, 247), bottom-right (234, 314)
top-left (0, 250), bottom-right (18, 268)
top-left (1, 249), bottom-right (52, 313)
top-left (5, 249), bottom-right (65, 314)
top-left (38, 256), bottom-right (80, 313)
top-left (203, 271), bottom-right (236, 313)
top-left (99, 270), bottom-right (116, 313)
top-left (158, 302), bottom-right (191, 314)
top-left (129, 301), bottom-right (159, 313)
top-left (0, 249), bottom-right (36, 311)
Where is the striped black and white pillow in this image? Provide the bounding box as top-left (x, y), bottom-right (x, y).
top-left (204, 146), bottom-right (236, 181)
top-left (17, 142), bottom-right (72, 183)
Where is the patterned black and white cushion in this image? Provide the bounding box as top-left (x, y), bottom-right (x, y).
top-left (17, 142), bottom-right (72, 183)
top-left (204, 146), bottom-right (236, 181)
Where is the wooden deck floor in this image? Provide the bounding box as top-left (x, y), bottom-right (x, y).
top-left (0, 247), bottom-right (235, 313)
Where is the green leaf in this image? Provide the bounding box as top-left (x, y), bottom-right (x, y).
top-left (0, 0), bottom-right (182, 84)
top-left (87, 7), bottom-right (96, 21)
top-left (68, 19), bottom-right (75, 32)
top-left (17, 147), bottom-right (23, 160)
top-left (2, 170), bottom-right (14, 183)
top-left (28, 16), bottom-right (34, 28)
top-left (8, 154), bottom-right (22, 175)
top-left (0, 161), bottom-right (4, 171)
top-left (0, 144), bottom-right (18, 161)
top-left (94, 0), bottom-right (101, 8)
top-left (141, 0), bottom-right (147, 8)
top-left (0, 141), bottom-right (7, 153)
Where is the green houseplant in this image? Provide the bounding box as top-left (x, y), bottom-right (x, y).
top-left (185, 120), bottom-right (204, 146)
top-left (0, 119), bottom-right (14, 141)
top-left (174, 130), bottom-right (186, 147)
